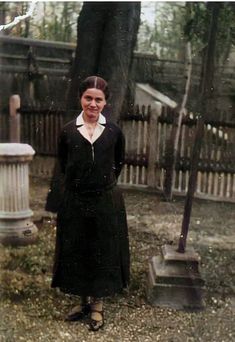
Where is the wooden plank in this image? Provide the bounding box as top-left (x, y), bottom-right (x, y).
top-left (213, 173), bottom-right (219, 196)
top-left (9, 95), bottom-right (21, 142)
top-left (136, 83), bottom-right (177, 109)
top-left (226, 173), bottom-right (231, 198)
top-left (143, 119), bottom-right (148, 159)
top-left (0, 53), bottom-right (71, 64)
top-left (129, 165), bottom-right (133, 185)
top-left (147, 102), bottom-right (161, 188)
top-left (208, 172), bottom-right (213, 195)
top-left (232, 174), bottom-right (235, 198)
top-left (180, 124), bottom-right (186, 158)
top-left (0, 35), bottom-right (76, 50)
top-left (34, 113), bottom-right (39, 152)
top-left (0, 64), bottom-right (70, 75)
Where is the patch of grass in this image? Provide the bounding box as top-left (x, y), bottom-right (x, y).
top-left (0, 222), bottom-right (56, 301)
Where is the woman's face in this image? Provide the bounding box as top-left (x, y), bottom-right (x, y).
top-left (81, 88), bottom-right (106, 122)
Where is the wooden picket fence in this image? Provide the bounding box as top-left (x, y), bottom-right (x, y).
top-left (119, 103), bottom-right (235, 202)
top-left (1, 97), bottom-right (235, 202)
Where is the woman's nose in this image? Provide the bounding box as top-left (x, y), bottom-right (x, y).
top-left (90, 99), bottom-right (97, 107)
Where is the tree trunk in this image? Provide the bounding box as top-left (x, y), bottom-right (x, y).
top-left (67, 2), bottom-right (141, 122)
top-left (23, 2), bottom-right (30, 38)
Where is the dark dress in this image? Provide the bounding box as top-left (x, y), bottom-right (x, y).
top-left (46, 119), bottom-right (130, 297)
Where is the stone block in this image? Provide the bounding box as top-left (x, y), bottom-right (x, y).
top-left (147, 244), bottom-right (205, 311)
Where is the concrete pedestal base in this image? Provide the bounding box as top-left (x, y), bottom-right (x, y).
top-left (0, 143), bottom-right (38, 246)
top-left (147, 244), bottom-right (205, 310)
top-left (0, 218), bottom-right (38, 246)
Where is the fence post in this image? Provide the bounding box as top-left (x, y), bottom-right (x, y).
top-left (147, 101), bottom-right (162, 188)
top-left (9, 95), bottom-right (21, 143)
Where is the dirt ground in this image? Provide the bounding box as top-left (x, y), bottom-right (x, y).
top-left (0, 177), bottom-right (234, 342)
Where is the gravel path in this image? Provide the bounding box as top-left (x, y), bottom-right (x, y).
top-left (0, 178), bottom-right (234, 341)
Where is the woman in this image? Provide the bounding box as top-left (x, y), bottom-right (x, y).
top-left (46, 76), bottom-right (130, 331)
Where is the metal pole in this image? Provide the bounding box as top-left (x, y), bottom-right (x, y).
top-left (177, 3), bottom-right (221, 253)
top-left (177, 118), bottom-right (204, 253)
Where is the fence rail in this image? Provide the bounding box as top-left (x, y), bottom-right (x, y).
top-left (1, 36), bottom-right (234, 120)
top-left (0, 112), bottom-right (8, 142)
top-left (119, 104), bottom-right (235, 202)
top-left (1, 98), bottom-right (235, 202)
top-left (19, 108), bottom-right (64, 155)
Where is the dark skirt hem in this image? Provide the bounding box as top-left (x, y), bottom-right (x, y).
top-left (51, 283), bottom-right (129, 298)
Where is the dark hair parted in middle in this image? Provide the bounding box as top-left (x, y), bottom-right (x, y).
top-left (79, 76), bottom-right (110, 100)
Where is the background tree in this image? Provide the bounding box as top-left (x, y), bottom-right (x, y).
top-left (137, 2), bottom-right (186, 59)
top-left (183, 2), bottom-right (235, 119)
top-left (184, 2), bottom-right (235, 65)
top-left (163, 1), bottom-right (232, 201)
top-left (36, 2), bottom-right (81, 42)
top-left (0, 2), bottom-right (81, 42)
top-left (66, 2), bottom-right (141, 122)
top-left (178, 2), bottom-right (222, 252)
top-left (137, 2), bottom-right (235, 63)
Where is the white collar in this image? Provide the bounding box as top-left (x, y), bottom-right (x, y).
top-left (76, 111), bottom-right (106, 126)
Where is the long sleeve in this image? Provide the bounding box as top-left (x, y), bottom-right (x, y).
top-left (57, 129), bottom-right (68, 175)
top-left (114, 129), bottom-right (125, 179)
top-left (45, 129), bottom-right (67, 213)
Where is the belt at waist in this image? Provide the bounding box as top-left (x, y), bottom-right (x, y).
top-left (68, 180), bottom-right (116, 196)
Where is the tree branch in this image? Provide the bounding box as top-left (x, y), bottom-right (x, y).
top-left (174, 41), bottom-right (192, 148)
top-left (0, 1), bottom-right (37, 32)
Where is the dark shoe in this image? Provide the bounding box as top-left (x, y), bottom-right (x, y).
top-left (65, 304), bottom-right (91, 322)
top-left (88, 310), bottom-right (104, 331)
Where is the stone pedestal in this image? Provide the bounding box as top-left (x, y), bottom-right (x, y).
top-left (147, 244), bottom-right (205, 310)
top-left (0, 143), bottom-right (38, 245)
